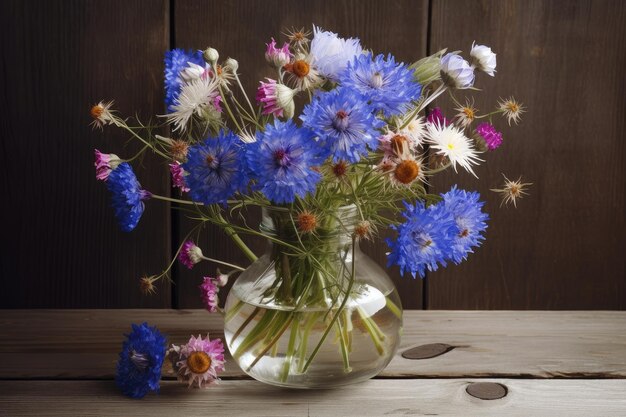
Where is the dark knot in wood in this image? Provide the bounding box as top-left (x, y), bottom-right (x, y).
top-left (401, 343), bottom-right (455, 359)
top-left (466, 382), bottom-right (508, 400)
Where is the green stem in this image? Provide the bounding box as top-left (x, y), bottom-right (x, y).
top-left (246, 314), bottom-right (294, 372)
top-left (215, 212), bottom-right (258, 262)
top-left (280, 319), bottom-right (299, 382)
top-left (386, 298), bottom-right (402, 320)
top-left (357, 308), bottom-right (385, 355)
top-left (229, 306), bottom-right (260, 345)
top-left (302, 237), bottom-right (357, 373)
top-left (200, 255), bottom-right (245, 272)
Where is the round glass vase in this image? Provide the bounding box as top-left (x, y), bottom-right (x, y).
top-left (224, 206), bottom-right (403, 389)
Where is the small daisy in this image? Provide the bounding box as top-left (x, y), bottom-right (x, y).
top-left (425, 122), bottom-right (482, 177)
top-left (90, 100), bottom-right (115, 129)
top-left (179, 240), bottom-right (204, 269)
top-left (454, 99), bottom-right (478, 128)
top-left (284, 55), bottom-right (322, 91)
top-left (391, 155), bottom-right (425, 187)
top-left (165, 77), bottom-right (222, 132)
top-left (491, 174), bottom-right (532, 207)
top-left (401, 116), bottom-right (427, 146)
top-left (498, 97), bottom-right (525, 125)
top-left (175, 334), bottom-right (225, 388)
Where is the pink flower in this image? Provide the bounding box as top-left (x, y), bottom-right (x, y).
top-left (179, 240), bottom-right (203, 269)
top-left (256, 78), bottom-right (296, 118)
top-left (265, 38), bottom-right (292, 68)
top-left (169, 161), bottom-right (190, 192)
top-left (427, 107), bottom-right (450, 126)
top-left (475, 122), bottom-right (503, 150)
top-left (174, 334), bottom-right (225, 388)
top-left (199, 277), bottom-right (219, 313)
top-left (94, 149), bottom-right (122, 181)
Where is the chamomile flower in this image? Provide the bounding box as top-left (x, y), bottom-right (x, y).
top-left (90, 100), bottom-right (116, 129)
top-left (165, 77), bottom-right (222, 132)
top-left (284, 54), bottom-right (322, 91)
top-left (454, 99), bottom-right (477, 128)
top-left (425, 122), bottom-right (482, 177)
top-left (498, 97), bottom-right (525, 125)
top-left (491, 174), bottom-right (532, 207)
top-left (401, 116), bottom-right (427, 146)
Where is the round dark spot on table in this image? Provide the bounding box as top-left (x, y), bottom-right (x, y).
top-left (402, 343), bottom-right (455, 359)
top-left (466, 382), bottom-right (508, 400)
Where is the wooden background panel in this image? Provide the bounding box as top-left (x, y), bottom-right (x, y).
top-left (427, 0), bottom-right (626, 308)
top-left (0, 0), bottom-right (172, 307)
top-left (174, 0), bottom-right (429, 309)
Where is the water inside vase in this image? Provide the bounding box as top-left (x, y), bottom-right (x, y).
top-left (224, 282), bottom-right (402, 388)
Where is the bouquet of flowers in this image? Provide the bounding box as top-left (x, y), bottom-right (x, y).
top-left (92, 26), bottom-right (529, 394)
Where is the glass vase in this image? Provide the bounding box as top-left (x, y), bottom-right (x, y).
top-left (224, 206), bottom-right (403, 388)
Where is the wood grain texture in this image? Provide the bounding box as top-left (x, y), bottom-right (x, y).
top-left (0, 0), bottom-right (172, 307)
top-left (427, 0), bottom-right (626, 309)
top-left (1, 310), bottom-right (624, 379)
top-left (173, 0), bottom-right (429, 309)
top-left (2, 379), bottom-right (626, 417)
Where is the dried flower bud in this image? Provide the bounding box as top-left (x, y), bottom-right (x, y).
top-left (203, 47), bottom-right (219, 64)
top-left (225, 57), bottom-right (239, 72)
top-left (332, 160), bottom-right (349, 178)
top-left (354, 220), bottom-right (373, 241)
top-left (297, 211), bottom-right (318, 233)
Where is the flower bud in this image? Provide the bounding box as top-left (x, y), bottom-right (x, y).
top-left (409, 49), bottom-right (444, 85)
top-left (265, 38), bottom-right (292, 68)
top-left (203, 47), bottom-right (219, 64)
top-left (440, 53), bottom-right (475, 89)
top-left (225, 57), bottom-right (239, 72)
top-left (469, 42), bottom-right (496, 76)
top-left (276, 84), bottom-right (296, 118)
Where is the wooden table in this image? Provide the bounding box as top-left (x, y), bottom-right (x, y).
top-left (1, 310), bottom-right (625, 416)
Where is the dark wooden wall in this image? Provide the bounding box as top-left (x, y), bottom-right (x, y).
top-left (0, 0), bottom-right (624, 309)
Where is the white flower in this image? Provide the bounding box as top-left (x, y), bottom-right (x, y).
top-left (425, 122), bottom-right (482, 177)
top-left (285, 54), bottom-right (322, 91)
top-left (401, 116), bottom-right (427, 146)
top-left (440, 53), bottom-right (475, 89)
top-left (181, 62), bottom-right (209, 83)
top-left (310, 26), bottom-right (363, 81)
top-left (491, 174), bottom-right (532, 207)
top-left (498, 97), bottom-right (526, 125)
top-left (470, 42), bottom-right (496, 76)
top-left (165, 77), bottom-right (221, 132)
top-left (90, 100), bottom-right (116, 129)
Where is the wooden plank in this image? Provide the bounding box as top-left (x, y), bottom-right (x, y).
top-left (1, 379), bottom-right (626, 416)
top-left (1, 310), bottom-right (624, 379)
top-left (426, 0), bottom-right (626, 308)
top-left (0, 0), bottom-right (172, 307)
top-left (173, 0), bottom-right (429, 309)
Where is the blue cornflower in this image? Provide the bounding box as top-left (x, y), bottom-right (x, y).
top-left (441, 186), bottom-right (489, 264)
top-left (246, 120), bottom-right (322, 204)
top-left (182, 131), bottom-right (248, 205)
top-left (386, 200), bottom-right (458, 278)
top-left (115, 323), bottom-right (167, 399)
top-left (300, 88), bottom-right (383, 163)
top-left (107, 163), bottom-right (151, 232)
top-left (339, 53), bottom-right (422, 117)
top-left (164, 48), bottom-right (205, 110)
